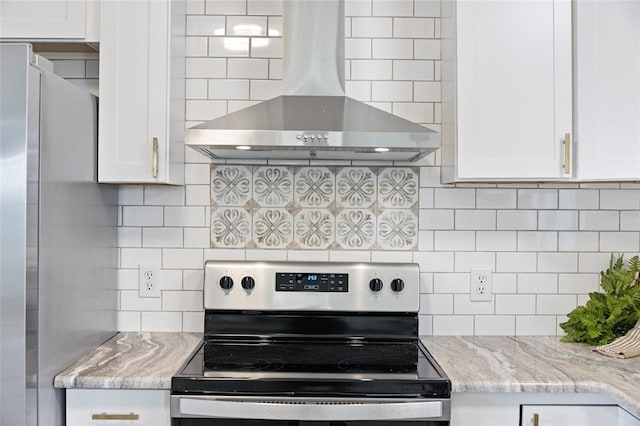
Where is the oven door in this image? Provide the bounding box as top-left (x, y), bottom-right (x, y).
top-left (171, 395), bottom-right (450, 426)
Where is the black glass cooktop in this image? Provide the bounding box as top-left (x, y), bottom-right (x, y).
top-left (172, 339), bottom-right (450, 398)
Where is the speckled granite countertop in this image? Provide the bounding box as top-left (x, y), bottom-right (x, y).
top-left (54, 332), bottom-right (202, 390)
top-left (421, 336), bottom-right (640, 418)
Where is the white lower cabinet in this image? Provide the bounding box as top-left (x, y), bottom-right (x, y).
top-left (451, 393), bottom-right (640, 426)
top-left (521, 404), bottom-right (619, 426)
top-left (66, 389), bottom-right (170, 426)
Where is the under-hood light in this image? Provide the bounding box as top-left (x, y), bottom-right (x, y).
top-left (375, 147), bottom-right (390, 152)
top-left (236, 145), bottom-right (251, 150)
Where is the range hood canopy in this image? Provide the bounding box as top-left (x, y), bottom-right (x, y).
top-left (186, 1), bottom-right (440, 162)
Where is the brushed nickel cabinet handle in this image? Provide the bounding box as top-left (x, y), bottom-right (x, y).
top-left (563, 133), bottom-right (571, 174)
top-left (533, 412), bottom-right (540, 426)
top-left (91, 412), bottom-right (139, 420)
top-left (152, 137), bottom-right (159, 178)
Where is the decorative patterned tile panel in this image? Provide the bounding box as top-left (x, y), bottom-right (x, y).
top-left (210, 165), bottom-right (419, 250)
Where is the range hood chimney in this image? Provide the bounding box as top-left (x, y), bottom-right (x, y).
top-left (186, 0), bottom-right (440, 162)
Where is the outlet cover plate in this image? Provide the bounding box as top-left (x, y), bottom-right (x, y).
top-left (139, 264), bottom-right (161, 298)
top-left (470, 268), bottom-right (492, 302)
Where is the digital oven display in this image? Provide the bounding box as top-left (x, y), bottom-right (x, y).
top-left (276, 272), bottom-right (349, 292)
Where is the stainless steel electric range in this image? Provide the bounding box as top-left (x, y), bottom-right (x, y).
top-left (171, 261), bottom-right (451, 425)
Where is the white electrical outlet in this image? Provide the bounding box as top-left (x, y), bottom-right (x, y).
top-left (470, 268), bottom-right (492, 301)
top-left (139, 264), bottom-right (161, 298)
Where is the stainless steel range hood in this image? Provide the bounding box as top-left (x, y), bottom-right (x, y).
top-left (186, 1), bottom-right (440, 162)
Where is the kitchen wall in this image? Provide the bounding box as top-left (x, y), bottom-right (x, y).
top-left (114, 0), bottom-right (640, 335)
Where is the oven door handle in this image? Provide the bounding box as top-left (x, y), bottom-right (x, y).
top-left (172, 396), bottom-right (449, 421)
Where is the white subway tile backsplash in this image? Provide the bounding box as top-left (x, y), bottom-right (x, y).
top-left (495, 294), bottom-right (535, 315)
top-left (394, 18), bottom-right (435, 38)
top-left (163, 249), bottom-right (204, 269)
top-left (251, 37), bottom-right (283, 58)
top-left (346, 39), bottom-right (372, 59)
top-left (162, 291), bottom-right (203, 311)
top-left (119, 185), bottom-right (144, 205)
top-left (476, 188), bottom-right (518, 209)
top-left (121, 290), bottom-right (161, 311)
top-left (392, 102), bottom-right (434, 124)
top-left (414, 81), bottom-right (441, 102)
top-left (538, 210), bottom-right (578, 231)
top-left (187, 16), bottom-right (226, 36)
top-left (186, 79), bottom-right (208, 99)
top-left (600, 190), bottom-right (640, 210)
top-left (227, 16), bottom-right (267, 36)
top-left (110, 1), bottom-right (640, 335)
top-left (517, 231), bottom-right (558, 252)
top-left (538, 252), bottom-right (577, 273)
top-left (414, 39), bottom-right (440, 59)
top-left (250, 79), bottom-right (282, 100)
top-left (351, 17), bottom-right (392, 37)
top-left (496, 252), bottom-right (537, 273)
top-left (432, 315), bottom-right (474, 335)
top-left (165, 207), bottom-right (205, 227)
top-left (599, 232), bottom-right (639, 252)
top-left (117, 311), bottom-right (141, 332)
top-left (433, 273), bottom-right (469, 293)
top-left (228, 58), bottom-right (269, 79)
top-left (371, 81), bottom-right (413, 101)
top-left (141, 312), bottom-right (182, 332)
top-left (351, 60), bottom-right (392, 80)
top-left (536, 294), bottom-right (577, 315)
top-left (621, 211), bottom-right (640, 231)
top-left (496, 210), bottom-right (537, 230)
top-left (372, 39), bottom-right (413, 59)
top-left (434, 231), bottom-right (475, 251)
top-left (579, 211), bottom-right (620, 231)
top-left (414, 0), bottom-right (440, 17)
top-left (518, 189), bottom-right (558, 210)
top-left (453, 294), bottom-right (493, 315)
top-left (205, 0), bottom-right (245, 15)
top-left (373, 0), bottom-right (413, 16)
top-left (476, 231), bottom-right (516, 252)
top-left (454, 252), bottom-right (496, 272)
top-left (475, 316), bottom-right (515, 335)
top-left (122, 206), bottom-right (163, 227)
top-left (393, 60), bottom-right (435, 80)
top-left (517, 273), bottom-right (557, 294)
top-left (209, 37), bottom-right (249, 57)
top-left (118, 227), bottom-right (142, 248)
top-left (247, 0), bottom-right (282, 16)
top-left (455, 210), bottom-right (495, 230)
top-left (143, 228), bottom-right (183, 248)
top-left (559, 189), bottom-right (599, 210)
top-left (413, 251), bottom-right (454, 273)
top-left (515, 315), bottom-right (556, 335)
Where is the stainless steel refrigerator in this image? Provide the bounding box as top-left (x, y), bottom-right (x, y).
top-left (0, 43), bottom-right (118, 426)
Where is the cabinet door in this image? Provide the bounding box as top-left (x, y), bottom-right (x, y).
top-left (0, 0), bottom-right (97, 40)
top-left (98, 0), bottom-right (184, 184)
top-left (444, 0), bottom-right (572, 181)
top-left (575, 1), bottom-right (640, 180)
top-left (521, 405), bottom-right (618, 426)
top-left (66, 389), bottom-right (170, 426)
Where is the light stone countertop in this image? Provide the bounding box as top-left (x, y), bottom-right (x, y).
top-left (421, 335), bottom-right (640, 418)
top-left (54, 332), bottom-right (202, 390)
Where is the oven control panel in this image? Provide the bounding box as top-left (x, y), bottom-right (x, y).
top-left (204, 261), bottom-right (419, 312)
top-left (276, 272), bottom-right (348, 292)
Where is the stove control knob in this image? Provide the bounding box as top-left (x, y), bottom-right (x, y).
top-left (241, 276), bottom-right (255, 291)
top-left (369, 278), bottom-right (383, 292)
top-left (391, 278), bottom-right (405, 293)
top-left (219, 276), bottom-right (234, 290)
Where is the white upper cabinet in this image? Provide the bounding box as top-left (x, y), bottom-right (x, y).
top-left (98, 0), bottom-right (185, 184)
top-left (574, 1), bottom-right (640, 180)
top-left (442, 0), bottom-right (572, 182)
top-left (0, 0), bottom-right (98, 41)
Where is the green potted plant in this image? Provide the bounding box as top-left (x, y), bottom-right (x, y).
top-left (560, 254), bottom-right (640, 346)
